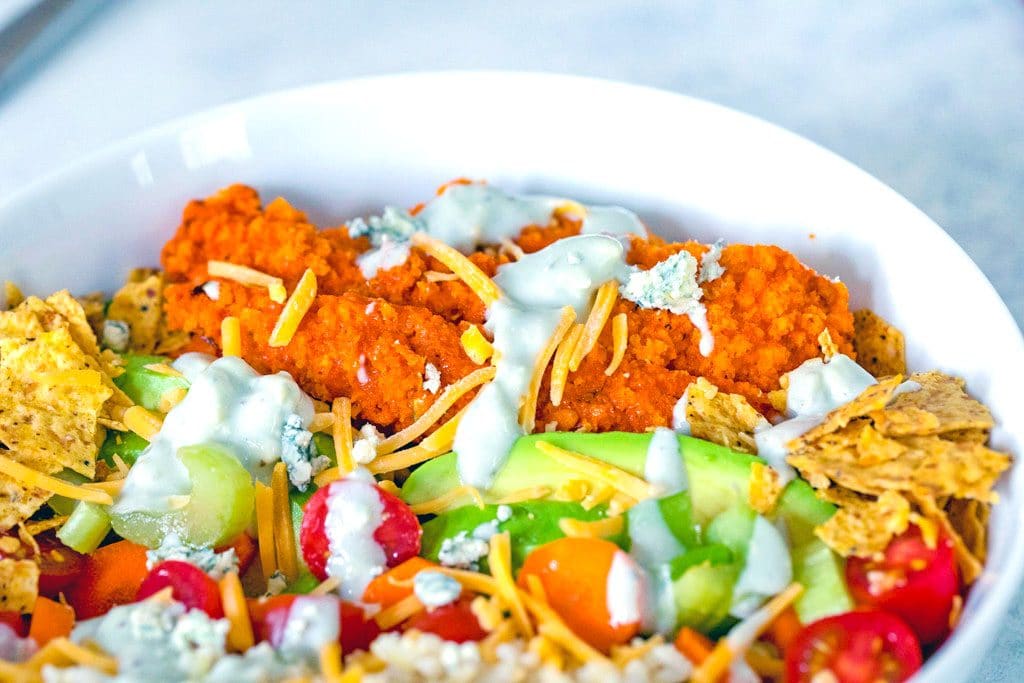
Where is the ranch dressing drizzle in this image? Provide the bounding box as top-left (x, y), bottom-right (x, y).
top-left (729, 516), bottom-right (792, 618)
top-left (324, 468), bottom-right (388, 601)
top-left (453, 235), bottom-right (630, 488)
top-left (644, 427), bottom-right (688, 494)
top-left (605, 551), bottom-right (646, 628)
top-left (754, 354), bottom-right (876, 484)
top-left (112, 354), bottom-right (315, 515)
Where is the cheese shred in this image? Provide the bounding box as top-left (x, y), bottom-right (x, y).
top-left (207, 260), bottom-right (287, 303)
top-left (460, 325), bottom-right (494, 365)
top-left (489, 532), bottom-right (534, 640)
top-left (221, 316), bottom-right (242, 357)
top-left (568, 280), bottom-right (618, 371)
top-left (123, 405), bottom-right (164, 440)
top-left (268, 268), bottom-right (317, 348)
top-left (271, 462), bottom-right (299, 581)
top-left (410, 232), bottom-right (502, 306)
top-left (558, 515), bottom-right (624, 539)
top-left (376, 366), bottom-right (496, 454)
top-left (408, 485), bottom-right (485, 516)
top-left (219, 571), bottom-right (255, 652)
top-left (0, 455), bottom-right (113, 505)
top-left (550, 323), bottom-right (584, 406)
top-left (332, 397), bottom-right (356, 476)
top-left (519, 306), bottom-right (576, 433)
top-left (369, 406), bottom-right (466, 474)
top-left (254, 481), bottom-right (278, 582)
top-left (604, 313), bottom-right (628, 376)
top-left (534, 441), bottom-right (654, 502)
top-left (373, 593), bottom-right (425, 630)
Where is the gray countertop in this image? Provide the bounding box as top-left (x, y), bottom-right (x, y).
top-left (0, 0), bottom-right (1021, 678)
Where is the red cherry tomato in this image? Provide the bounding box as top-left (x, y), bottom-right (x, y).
top-left (0, 531), bottom-right (85, 598)
top-left (300, 478), bottom-right (422, 580)
top-left (137, 560), bottom-right (224, 619)
top-left (0, 611), bottom-right (27, 638)
top-left (248, 594), bottom-right (380, 655)
top-left (846, 524), bottom-right (959, 645)
top-left (405, 599), bottom-right (488, 643)
top-left (340, 601), bottom-right (381, 654)
top-left (785, 610), bottom-right (923, 683)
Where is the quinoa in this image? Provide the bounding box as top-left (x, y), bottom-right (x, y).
top-left (161, 185), bottom-right (854, 430)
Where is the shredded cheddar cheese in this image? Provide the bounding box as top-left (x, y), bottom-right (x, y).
top-left (219, 571), bottom-right (255, 651)
top-left (142, 362), bottom-right (184, 377)
top-left (535, 441), bottom-right (655, 502)
top-left (604, 313), bottom-right (628, 376)
top-left (408, 485), bottom-right (485, 516)
top-left (254, 481), bottom-right (278, 581)
top-left (309, 412), bottom-right (334, 433)
top-left (489, 532), bottom-right (534, 639)
top-left (207, 260), bottom-right (287, 303)
top-left (369, 405), bottom-right (466, 474)
top-left (460, 325), bottom-right (494, 365)
top-left (410, 232), bottom-right (502, 306)
top-left (568, 280), bottom-right (618, 371)
top-left (424, 270), bottom-right (460, 283)
top-left (0, 455), bottom-right (113, 505)
top-left (221, 316), bottom-right (242, 357)
top-left (558, 515), bottom-right (624, 539)
top-left (268, 268), bottom-right (317, 348)
top-left (320, 641), bottom-right (344, 683)
top-left (376, 366), bottom-right (496, 454)
top-left (123, 405), bottom-right (163, 440)
top-left (157, 386), bottom-right (189, 413)
top-left (271, 462), bottom-right (299, 581)
top-left (494, 485), bottom-right (552, 504)
top-left (311, 575), bottom-right (342, 597)
top-left (27, 637), bottom-right (118, 674)
top-left (373, 593), bottom-right (425, 630)
top-left (549, 323), bottom-right (584, 406)
top-left (332, 397), bottom-right (356, 476)
top-left (519, 306), bottom-right (575, 433)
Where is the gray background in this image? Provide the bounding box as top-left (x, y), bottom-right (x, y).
top-left (1, 1), bottom-right (1021, 678)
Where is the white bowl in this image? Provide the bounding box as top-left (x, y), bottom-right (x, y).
top-left (1, 72), bottom-right (1021, 680)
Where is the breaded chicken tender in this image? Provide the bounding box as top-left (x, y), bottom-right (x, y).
top-left (162, 185), bottom-right (854, 433)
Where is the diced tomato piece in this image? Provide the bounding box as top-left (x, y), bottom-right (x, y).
top-left (405, 598), bottom-right (487, 643)
top-left (219, 533), bottom-right (257, 576)
top-left (785, 610), bottom-right (922, 683)
top-left (65, 540), bottom-right (148, 619)
top-left (248, 594), bottom-right (379, 655)
top-left (0, 531), bottom-right (86, 599)
top-left (137, 560), bottom-right (224, 619)
top-left (0, 611), bottom-right (27, 637)
top-left (846, 524), bottom-right (959, 645)
top-left (340, 601), bottom-right (380, 654)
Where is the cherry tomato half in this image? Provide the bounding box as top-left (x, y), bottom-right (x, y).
top-left (405, 598), bottom-right (488, 643)
top-left (846, 524), bottom-right (959, 645)
top-left (0, 531), bottom-right (86, 598)
top-left (137, 560), bottom-right (224, 619)
top-left (785, 610), bottom-right (923, 683)
top-left (300, 477), bottom-right (421, 581)
top-left (0, 611), bottom-right (27, 638)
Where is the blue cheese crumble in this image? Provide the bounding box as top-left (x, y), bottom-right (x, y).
top-left (698, 240), bottom-right (726, 284)
top-left (437, 531), bottom-right (490, 570)
top-left (348, 207), bottom-right (421, 247)
top-left (146, 532), bottom-right (238, 580)
top-left (413, 571), bottom-right (462, 608)
top-left (619, 250), bottom-right (716, 356)
top-left (281, 413), bottom-right (330, 490)
top-left (101, 319), bottom-right (131, 353)
top-left (423, 362), bottom-right (441, 394)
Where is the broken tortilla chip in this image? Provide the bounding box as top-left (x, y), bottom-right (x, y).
top-left (789, 375), bottom-right (904, 450)
top-left (815, 489), bottom-right (910, 558)
top-left (870, 371), bottom-right (994, 437)
top-left (913, 492), bottom-right (984, 584)
top-left (107, 274), bottom-right (164, 354)
top-left (0, 558), bottom-right (39, 613)
top-left (3, 283), bottom-right (24, 311)
top-left (749, 462), bottom-right (783, 514)
top-left (946, 497), bottom-right (989, 566)
top-left (853, 309), bottom-right (906, 378)
top-left (685, 377), bottom-right (768, 454)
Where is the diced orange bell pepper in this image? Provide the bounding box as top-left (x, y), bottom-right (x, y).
top-left (362, 557), bottom-right (435, 608)
top-left (28, 597), bottom-right (75, 646)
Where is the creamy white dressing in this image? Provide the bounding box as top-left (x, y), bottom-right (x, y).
top-left (453, 235), bottom-right (630, 488)
top-left (357, 236), bottom-right (411, 279)
top-left (605, 551), bottom-right (646, 627)
top-left (698, 240), bottom-right (726, 284)
top-left (113, 354), bottom-right (315, 515)
top-left (640, 564), bottom-right (679, 635)
top-left (729, 516), bottom-right (793, 618)
top-left (628, 499), bottom-right (686, 569)
top-left (644, 427), bottom-right (687, 494)
top-left (324, 468), bottom-right (387, 601)
top-left (277, 596), bottom-right (341, 662)
top-left (754, 353), bottom-right (876, 484)
top-left (671, 384), bottom-right (692, 435)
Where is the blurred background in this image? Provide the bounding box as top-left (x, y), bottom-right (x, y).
top-left (0, 2), bottom-right (1022, 673)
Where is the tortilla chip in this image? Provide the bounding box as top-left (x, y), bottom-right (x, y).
top-left (815, 490), bottom-right (910, 557)
top-left (913, 492), bottom-right (984, 584)
top-left (107, 274), bottom-right (164, 353)
top-left (853, 309), bottom-right (906, 378)
top-left (855, 424), bottom-right (908, 466)
top-left (789, 375), bottom-right (904, 450)
top-left (870, 371), bottom-right (994, 437)
top-left (0, 558), bottom-right (38, 613)
top-left (76, 291), bottom-right (106, 338)
top-left (3, 282), bottom-right (24, 311)
top-left (789, 434), bottom-right (1009, 502)
top-left (749, 462), bottom-right (783, 514)
top-left (686, 377), bottom-right (767, 454)
top-left (818, 328), bottom-right (839, 361)
top-left (946, 498), bottom-right (989, 565)
top-left (767, 389), bottom-right (788, 414)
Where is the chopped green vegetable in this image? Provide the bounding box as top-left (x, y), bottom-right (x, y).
top-left (98, 431), bottom-right (150, 468)
top-left (113, 354), bottom-right (189, 412)
top-left (58, 502), bottom-right (112, 554)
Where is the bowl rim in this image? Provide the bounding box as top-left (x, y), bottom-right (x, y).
top-left (1, 70), bottom-right (1021, 679)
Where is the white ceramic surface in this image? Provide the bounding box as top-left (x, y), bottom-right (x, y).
top-left (1, 72), bottom-right (1021, 681)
